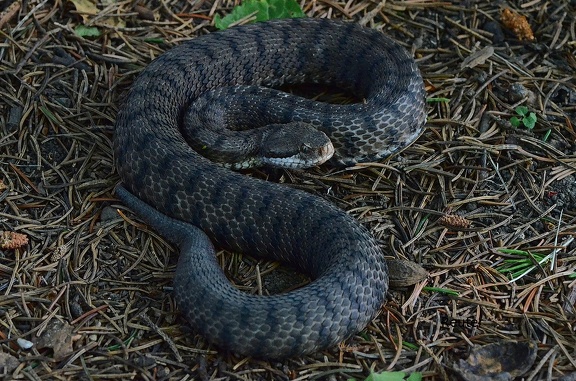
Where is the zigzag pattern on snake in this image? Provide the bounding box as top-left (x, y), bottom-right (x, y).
top-left (114, 18), bottom-right (426, 359)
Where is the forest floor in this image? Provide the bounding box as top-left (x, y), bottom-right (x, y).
top-left (1, 0), bottom-right (575, 380)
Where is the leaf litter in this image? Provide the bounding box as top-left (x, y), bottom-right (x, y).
top-left (0, 0), bottom-right (575, 380)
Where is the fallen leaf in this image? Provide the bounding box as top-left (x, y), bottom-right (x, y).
top-left (460, 46), bottom-right (495, 70)
top-left (0, 351), bottom-right (19, 375)
top-left (453, 341), bottom-right (538, 381)
top-left (35, 320), bottom-right (75, 360)
top-left (69, 0), bottom-right (125, 32)
top-left (69, 0), bottom-right (98, 24)
top-left (387, 259), bottom-right (428, 287)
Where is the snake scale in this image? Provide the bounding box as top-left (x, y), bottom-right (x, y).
top-left (114, 18), bottom-right (426, 359)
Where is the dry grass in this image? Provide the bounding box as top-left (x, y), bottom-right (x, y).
top-left (1, 0), bottom-right (575, 380)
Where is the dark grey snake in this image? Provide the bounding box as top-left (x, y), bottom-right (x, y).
top-left (114, 18), bottom-right (426, 359)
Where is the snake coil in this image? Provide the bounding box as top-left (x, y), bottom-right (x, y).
top-left (114, 18), bottom-right (426, 359)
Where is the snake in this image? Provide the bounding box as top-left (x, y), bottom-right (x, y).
top-left (113, 17), bottom-right (426, 359)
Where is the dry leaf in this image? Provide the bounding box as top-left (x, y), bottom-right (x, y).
top-left (461, 46), bottom-right (494, 70)
top-left (454, 341), bottom-right (537, 380)
top-left (0, 351), bottom-right (19, 375)
top-left (69, 0), bottom-right (125, 30)
top-left (134, 4), bottom-right (156, 21)
top-left (36, 320), bottom-right (75, 360)
top-left (69, 0), bottom-right (98, 24)
top-left (387, 259), bottom-right (428, 287)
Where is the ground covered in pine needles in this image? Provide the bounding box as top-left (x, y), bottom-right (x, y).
top-left (1, 0), bottom-right (575, 380)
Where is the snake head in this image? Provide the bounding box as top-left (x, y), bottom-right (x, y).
top-left (259, 123), bottom-right (335, 168)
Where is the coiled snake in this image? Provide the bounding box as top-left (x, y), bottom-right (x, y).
top-left (114, 18), bottom-right (426, 359)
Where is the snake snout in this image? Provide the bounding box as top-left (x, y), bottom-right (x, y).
top-left (299, 140), bottom-right (335, 166)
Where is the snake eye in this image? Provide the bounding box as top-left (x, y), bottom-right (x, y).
top-left (300, 143), bottom-right (313, 155)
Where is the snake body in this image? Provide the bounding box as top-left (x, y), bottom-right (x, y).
top-left (114, 18), bottom-right (426, 359)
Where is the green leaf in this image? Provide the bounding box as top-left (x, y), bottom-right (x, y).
top-left (366, 371), bottom-right (407, 381)
top-left (39, 106), bottom-right (60, 123)
top-left (426, 97), bottom-right (450, 103)
top-left (406, 373), bottom-right (423, 381)
top-left (402, 341), bottom-right (419, 350)
top-left (214, 0), bottom-right (305, 30)
top-left (422, 287), bottom-right (459, 296)
top-left (510, 116), bottom-right (521, 127)
top-left (515, 105), bottom-right (529, 116)
top-left (358, 331), bottom-right (371, 341)
top-left (74, 25), bottom-right (101, 37)
top-left (498, 248), bottom-right (529, 255)
top-left (523, 112), bottom-right (537, 129)
top-left (364, 371), bottom-right (422, 381)
top-left (495, 249), bottom-right (548, 279)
